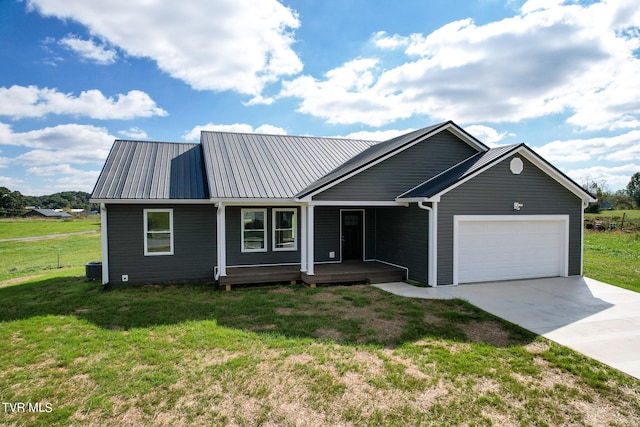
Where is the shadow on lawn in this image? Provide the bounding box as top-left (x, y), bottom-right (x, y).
top-left (0, 275), bottom-right (536, 348)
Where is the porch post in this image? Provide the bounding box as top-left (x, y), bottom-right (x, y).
top-left (431, 201), bottom-right (438, 287)
top-left (300, 204), bottom-right (307, 272)
top-left (307, 204), bottom-right (314, 276)
top-left (217, 202), bottom-right (227, 277)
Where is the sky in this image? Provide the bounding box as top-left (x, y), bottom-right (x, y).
top-left (0, 0), bottom-right (639, 196)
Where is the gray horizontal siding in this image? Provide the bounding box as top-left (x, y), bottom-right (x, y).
top-left (226, 206), bottom-right (301, 266)
top-left (375, 205), bottom-right (429, 283)
top-left (436, 155), bottom-right (583, 285)
top-left (107, 204), bottom-right (216, 284)
top-left (313, 130), bottom-right (479, 201)
top-left (314, 207), bottom-right (341, 262)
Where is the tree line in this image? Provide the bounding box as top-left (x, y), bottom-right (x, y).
top-left (584, 172), bottom-right (640, 213)
top-left (0, 187), bottom-right (98, 217)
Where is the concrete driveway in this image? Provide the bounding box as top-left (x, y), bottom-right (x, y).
top-left (374, 277), bottom-right (640, 379)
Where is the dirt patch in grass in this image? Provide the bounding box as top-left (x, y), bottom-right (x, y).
top-left (269, 286), bottom-right (295, 294)
top-left (316, 327), bottom-right (346, 341)
top-left (0, 274), bottom-right (44, 287)
top-left (460, 319), bottom-right (512, 346)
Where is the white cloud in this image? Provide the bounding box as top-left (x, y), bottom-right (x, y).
top-left (535, 130), bottom-right (640, 163)
top-left (0, 176), bottom-right (26, 189)
top-left (26, 164), bottom-right (101, 193)
top-left (0, 122), bottom-right (115, 165)
top-left (464, 125), bottom-right (508, 146)
top-left (0, 157), bottom-right (10, 168)
top-left (564, 163), bottom-right (640, 190)
top-left (28, 0), bottom-right (303, 97)
top-left (59, 34), bottom-right (117, 64)
top-left (183, 123), bottom-right (287, 141)
top-left (118, 127), bottom-right (148, 139)
top-left (0, 85), bottom-right (167, 119)
top-left (372, 31), bottom-right (410, 50)
top-left (281, 0), bottom-right (640, 131)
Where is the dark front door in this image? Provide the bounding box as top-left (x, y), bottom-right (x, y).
top-left (341, 211), bottom-right (363, 261)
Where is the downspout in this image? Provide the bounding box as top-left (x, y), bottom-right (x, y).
top-left (418, 201), bottom-right (437, 287)
top-left (100, 203), bottom-right (109, 288)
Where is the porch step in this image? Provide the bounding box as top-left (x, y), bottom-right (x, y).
top-left (219, 265), bottom-right (301, 287)
top-left (219, 261), bottom-right (406, 290)
top-left (302, 261), bottom-right (406, 285)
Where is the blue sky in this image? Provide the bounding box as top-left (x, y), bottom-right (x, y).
top-left (0, 0), bottom-right (639, 196)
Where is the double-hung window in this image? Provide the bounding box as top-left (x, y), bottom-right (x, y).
top-left (273, 208), bottom-right (297, 251)
top-left (242, 208), bottom-right (267, 252)
top-left (144, 209), bottom-right (174, 256)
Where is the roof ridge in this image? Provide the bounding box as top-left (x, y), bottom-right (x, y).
top-left (199, 130), bottom-right (377, 143)
top-left (114, 139), bottom-right (195, 145)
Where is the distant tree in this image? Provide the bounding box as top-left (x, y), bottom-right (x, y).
top-left (610, 189), bottom-right (636, 210)
top-left (582, 180), bottom-right (606, 213)
top-left (21, 191), bottom-right (97, 212)
top-left (0, 186), bottom-right (26, 217)
top-left (627, 173), bottom-right (640, 207)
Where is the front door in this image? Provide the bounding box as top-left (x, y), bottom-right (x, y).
top-left (341, 210), bottom-right (363, 261)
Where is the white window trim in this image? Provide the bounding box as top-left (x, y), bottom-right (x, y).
top-left (143, 208), bottom-right (174, 256)
top-left (272, 208), bottom-right (297, 252)
top-left (241, 208), bottom-right (268, 253)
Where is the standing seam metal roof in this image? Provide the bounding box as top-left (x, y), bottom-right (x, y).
top-left (91, 140), bottom-right (208, 200)
top-left (200, 132), bottom-right (378, 199)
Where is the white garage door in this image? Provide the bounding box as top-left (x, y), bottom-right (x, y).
top-left (455, 216), bottom-right (568, 284)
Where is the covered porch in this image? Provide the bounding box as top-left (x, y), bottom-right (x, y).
top-left (219, 261), bottom-right (406, 291)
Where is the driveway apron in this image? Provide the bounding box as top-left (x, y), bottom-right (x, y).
top-left (375, 277), bottom-right (640, 379)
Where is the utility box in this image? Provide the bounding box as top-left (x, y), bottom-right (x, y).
top-left (85, 261), bottom-right (102, 281)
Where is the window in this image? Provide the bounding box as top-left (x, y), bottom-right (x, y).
top-left (242, 208), bottom-right (267, 252)
top-left (273, 208), bottom-right (297, 251)
top-left (144, 209), bottom-right (173, 256)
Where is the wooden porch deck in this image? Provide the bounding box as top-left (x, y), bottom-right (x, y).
top-left (219, 261), bottom-right (406, 290)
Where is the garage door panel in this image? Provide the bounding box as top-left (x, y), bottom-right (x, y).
top-left (456, 218), bottom-right (566, 284)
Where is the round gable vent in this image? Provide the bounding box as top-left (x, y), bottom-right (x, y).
top-left (510, 157), bottom-right (524, 175)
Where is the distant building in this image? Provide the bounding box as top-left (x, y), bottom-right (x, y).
top-left (24, 208), bottom-right (72, 219)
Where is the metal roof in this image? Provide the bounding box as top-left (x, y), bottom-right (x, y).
top-left (397, 144), bottom-right (521, 199)
top-left (200, 132), bottom-right (378, 198)
top-left (27, 208), bottom-right (72, 218)
top-left (91, 140), bottom-right (208, 200)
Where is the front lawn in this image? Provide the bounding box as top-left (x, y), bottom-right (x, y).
top-left (584, 231), bottom-right (640, 292)
top-left (1, 275), bottom-right (638, 426)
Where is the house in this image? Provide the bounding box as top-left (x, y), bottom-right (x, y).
top-left (24, 208), bottom-right (72, 219)
top-left (90, 121), bottom-right (596, 288)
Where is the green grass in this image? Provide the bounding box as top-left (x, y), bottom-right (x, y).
top-left (0, 218), bottom-right (100, 240)
top-left (0, 233), bottom-right (101, 282)
top-left (1, 276), bottom-right (639, 426)
top-left (0, 225), bottom-right (638, 425)
top-left (584, 231), bottom-right (640, 292)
